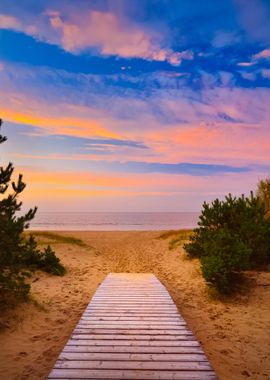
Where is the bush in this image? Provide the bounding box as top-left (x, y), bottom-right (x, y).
top-left (184, 192), bottom-right (270, 293)
top-left (0, 119), bottom-right (65, 301)
top-left (201, 228), bottom-right (251, 293)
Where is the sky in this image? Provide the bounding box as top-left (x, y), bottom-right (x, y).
top-left (0, 0), bottom-right (270, 212)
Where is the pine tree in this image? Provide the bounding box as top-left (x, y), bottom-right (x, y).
top-left (184, 192), bottom-right (270, 293)
top-left (0, 119), bottom-right (65, 301)
top-left (257, 177), bottom-right (270, 219)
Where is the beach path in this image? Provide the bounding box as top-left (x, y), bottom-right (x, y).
top-left (47, 273), bottom-right (218, 379)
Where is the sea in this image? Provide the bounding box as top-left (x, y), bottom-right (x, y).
top-left (29, 211), bottom-right (200, 231)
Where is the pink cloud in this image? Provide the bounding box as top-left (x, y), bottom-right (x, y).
top-left (237, 62), bottom-right (256, 67)
top-left (238, 47), bottom-right (270, 67)
top-left (0, 9), bottom-right (193, 66)
top-left (47, 10), bottom-right (192, 65)
top-left (0, 13), bottom-right (20, 29)
top-left (252, 48), bottom-right (270, 60)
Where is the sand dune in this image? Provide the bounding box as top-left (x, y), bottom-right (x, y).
top-left (1, 231), bottom-right (270, 380)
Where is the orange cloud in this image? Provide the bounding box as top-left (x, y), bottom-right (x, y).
top-left (0, 106), bottom-right (120, 139)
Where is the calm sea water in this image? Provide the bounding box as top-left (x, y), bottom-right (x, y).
top-left (29, 212), bottom-right (200, 231)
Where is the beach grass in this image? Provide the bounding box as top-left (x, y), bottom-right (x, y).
top-left (158, 229), bottom-right (193, 248)
top-left (31, 231), bottom-right (88, 247)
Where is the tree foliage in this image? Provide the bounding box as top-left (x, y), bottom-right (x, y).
top-left (257, 177), bottom-right (270, 219)
top-left (184, 192), bottom-right (270, 293)
top-left (0, 119), bottom-right (65, 301)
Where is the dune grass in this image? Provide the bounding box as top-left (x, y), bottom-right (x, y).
top-left (31, 232), bottom-right (88, 247)
top-left (158, 229), bottom-right (193, 250)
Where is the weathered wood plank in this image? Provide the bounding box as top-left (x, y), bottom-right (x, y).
top-left (48, 368), bottom-right (217, 379)
top-left (89, 302), bottom-right (175, 306)
top-left (62, 346), bottom-right (204, 354)
top-left (66, 340), bottom-right (199, 346)
top-left (54, 360), bottom-right (212, 370)
top-left (80, 315), bottom-right (183, 319)
top-left (59, 353), bottom-right (208, 362)
top-left (73, 328), bottom-right (189, 335)
top-left (83, 312), bottom-right (182, 315)
top-left (71, 334), bottom-right (193, 340)
top-left (79, 319), bottom-right (185, 325)
top-left (76, 324), bottom-right (187, 329)
top-left (83, 312), bottom-right (181, 317)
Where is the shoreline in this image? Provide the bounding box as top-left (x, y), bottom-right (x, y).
top-left (1, 230), bottom-right (270, 380)
top-left (27, 227), bottom-right (196, 232)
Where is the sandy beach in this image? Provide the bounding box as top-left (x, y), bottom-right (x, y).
top-left (1, 230), bottom-right (270, 380)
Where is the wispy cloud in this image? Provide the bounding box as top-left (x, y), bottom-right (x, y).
top-left (253, 48), bottom-right (270, 60)
top-left (261, 69), bottom-right (270, 79)
top-left (212, 31), bottom-right (240, 48)
top-left (237, 62), bottom-right (256, 67)
top-left (234, 0), bottom-right (270, 44)
top-left (237, 47), bottom-right (270, 70)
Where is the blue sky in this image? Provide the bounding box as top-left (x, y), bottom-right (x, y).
top-left (0, 0), bottom-right (270, 211)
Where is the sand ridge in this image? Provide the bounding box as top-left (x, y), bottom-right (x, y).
top-left (1, 230), bottom-right (270, 380)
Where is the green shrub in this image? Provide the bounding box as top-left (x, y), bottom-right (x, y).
top-left (201, 228), bottom-right (251, 293)
top-left (40, 246), bottom-right (66, 276)
top-left (184, 192), bottom-right (270, 293)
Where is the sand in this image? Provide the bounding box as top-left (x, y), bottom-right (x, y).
top-left (0, 230), bottom-right (270, 380)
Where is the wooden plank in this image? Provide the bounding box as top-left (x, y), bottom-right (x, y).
top-left (71, 334), bottom-right (193, 340)
top-left (83, 314), bottom-right (181, 318)
top-left (86, 305), bottom-right (176, 308)
top-left (89, 302), bottom-right (175, 305)
top-left (74, 328), bottom-right (189, 335)
top-left (77, 323), bottom-right (186, 328)
top-left (87, 305), bottom-right (177, 309)
top-left (59, 353), bottom-right (208, 362)
top-left (66, 340), bottom-right (199, 346)
top-left (48, 369), bottom-right (217, 379)
top-left (81, 316), bottom-right (184, 326)
top-left (84, 310), bottom-right (180, 314)
top-left (79, 319), bottom-right (185, 325)
top-left (62, 346), bottom-right (204, 354)
top-left (93, 295), bottom-right (171, 298)
top-left (76, 325), bottom-right (189, 330)
top-left (85, 308), bottom-right (178, 312)
top-left (78, 319), bottom-right (184, 323)
top-left (54, 360), bottom-right (212, 371)
top-left (93, 294), bottom-right (172, 296)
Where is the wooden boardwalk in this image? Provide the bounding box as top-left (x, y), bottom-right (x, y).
top-left (48, 273), bottom-right (218, 379)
